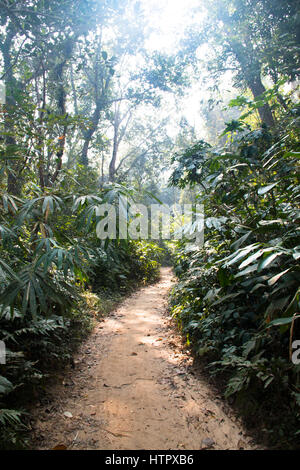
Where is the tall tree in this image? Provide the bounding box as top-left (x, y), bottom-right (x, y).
top-left (0, 0), bottom-right (113, 193)
top-left (181, 0), bottom-right (299, 128)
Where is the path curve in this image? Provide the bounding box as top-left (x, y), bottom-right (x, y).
top-left (31, 268), bottom-right (257, 450)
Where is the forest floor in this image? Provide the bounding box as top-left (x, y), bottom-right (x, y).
top-left (30, 267), bottom-right (260, 450)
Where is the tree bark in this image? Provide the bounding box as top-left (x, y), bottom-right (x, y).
top-left (109, 114), bottom-right (120, 182)
top-left (79, 35), bottom-right (112, 167)
top-left (246, 75), bottom-right (275, 128)
top-left (230, 39), bottom-right (275, 128)
top-left (1, 28), bottom-right (23, 195)
top-left (80, 104), bottom-right (101, 166)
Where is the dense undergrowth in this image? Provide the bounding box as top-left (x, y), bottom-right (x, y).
top-left (0, 0), bottom-right (299, 451)
top-left (169, 101), bottom-right (300, 449)
top-left (0, 171), bottom-right (162, 449)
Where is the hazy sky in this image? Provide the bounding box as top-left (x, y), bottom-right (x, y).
top-left (140, 0), bottom-right (201, 53)
top-left (135, 0), bottom-right (205, 133)
top-left (136, 0), bottom-right (235, 137)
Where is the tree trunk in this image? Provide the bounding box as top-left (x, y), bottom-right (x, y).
top-left (1, 28), bottom-right (23, 195)
top-left (108, 116), bottom-right (120, 182)
top-left (246, 75), bottom-right (275, 128)
top-left (80, 137), bottom-right (90, 166)
top-left (80, 100), bottom-right (102, 166)
top-left (230, 39), bottom-right (275, 128)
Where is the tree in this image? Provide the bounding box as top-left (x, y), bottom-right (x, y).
top-left (0, 0), bottom-right (115, 193)
top-left (181, 0), bottom-right (300, 128)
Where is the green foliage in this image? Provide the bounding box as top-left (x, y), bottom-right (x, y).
top-left (182, 0), bottom-right (299, 129)
top-left (0, 0), bottom-right (298, 451)
top-left (169, 103), bottom-right (300, 448)
top-left (0, 178), bottom-right (163, 448)
top-left (130, 241), bottom-right (163, 284)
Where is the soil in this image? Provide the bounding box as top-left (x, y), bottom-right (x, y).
top-left (30, 267), bottom-right (259, 450)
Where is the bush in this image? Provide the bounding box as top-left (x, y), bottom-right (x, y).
top-left (0, 183), bottom-right (163, 449)
top-left (169, 105), bottom-right (300, 448)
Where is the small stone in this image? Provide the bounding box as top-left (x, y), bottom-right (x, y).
top-left (201, 437), bottom-right (215, 448)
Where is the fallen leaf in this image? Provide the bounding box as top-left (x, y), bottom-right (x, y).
top-left (52, 444), bottom-right (67, 450)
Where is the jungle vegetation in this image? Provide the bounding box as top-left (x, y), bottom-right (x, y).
top-left (0, 0), bottom-right (299, 449)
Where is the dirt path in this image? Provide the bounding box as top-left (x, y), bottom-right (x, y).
top-left (31, 268), bottom-right (258, 450)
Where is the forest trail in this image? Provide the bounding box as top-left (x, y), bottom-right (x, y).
top-left (31, 268), bottom-right (257, 450)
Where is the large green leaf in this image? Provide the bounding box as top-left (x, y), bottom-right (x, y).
top-left (257, 182), bottom-right (278, 195)
top-left (257, 252), bottom-right (284, 272)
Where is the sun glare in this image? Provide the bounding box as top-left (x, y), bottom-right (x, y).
top-left (140, 0), bottom-right (201, 52)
